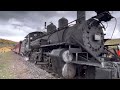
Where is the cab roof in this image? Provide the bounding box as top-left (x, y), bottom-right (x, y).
top-left (25, 31), bottom-right (44, 38)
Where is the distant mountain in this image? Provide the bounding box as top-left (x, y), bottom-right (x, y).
top-left (0, 38), bottom-right (17, 48)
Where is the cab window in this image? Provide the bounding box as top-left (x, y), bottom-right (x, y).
top-left (34, 34), bottom-right (37, 37)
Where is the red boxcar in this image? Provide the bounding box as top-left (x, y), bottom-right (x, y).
top-left (13, 41), bottom-right (22, 54)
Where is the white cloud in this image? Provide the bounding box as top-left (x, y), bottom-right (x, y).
top-left (111, 11), bottom-right (120, 18)
top-left (0, 18), bottom-right (38, 42)
top-left (0, 24), bottom-right (23, 36)
top-left (8, 18), bottom-right (23, 25)
top-left (0, 36), bottom-right (25, 42)
top-left (112, 29), bottom-right (120, 39)
top-left (86, 11), bottom-right (96, 20)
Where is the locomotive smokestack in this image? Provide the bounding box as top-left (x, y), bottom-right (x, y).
top-left (77, 11), bottom-right (85, 24)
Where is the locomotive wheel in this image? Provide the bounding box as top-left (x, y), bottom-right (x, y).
top-left (50, 56), bottom-right (65, 77)
top-left (29, 53), bottom-right (36, 63)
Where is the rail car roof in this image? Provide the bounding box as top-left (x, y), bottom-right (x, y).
top-left (25, 31), bottom-right (44, 38)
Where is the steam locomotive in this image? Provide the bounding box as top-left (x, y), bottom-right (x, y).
top-left (13, 11), bottom-right (120, 79)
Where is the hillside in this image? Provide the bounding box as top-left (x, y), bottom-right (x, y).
top-left (105, 39), bottom-right (120, 49)
top-left (0, 38), bottom-right (17, 48)
top-left (105, 39), bottom-right (120, 45)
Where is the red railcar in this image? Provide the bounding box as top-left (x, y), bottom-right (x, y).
top-left (12, 41), bottom-right (22, 54)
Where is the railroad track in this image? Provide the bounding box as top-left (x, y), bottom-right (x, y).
top-left (36, 64), bottom-right (63, 79)
top-left (27, 59), bottom-right (63, 79)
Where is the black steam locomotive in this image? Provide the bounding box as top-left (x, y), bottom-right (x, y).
top-left (17, 11), bottom-right (120, 79)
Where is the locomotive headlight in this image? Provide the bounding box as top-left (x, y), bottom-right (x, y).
top-left (94, 34), bottom-right (101, 41)
top-left (62, 50), bottom-right (73, 63)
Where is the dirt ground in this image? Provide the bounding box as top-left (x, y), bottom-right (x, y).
top-left (0, 51), bottom-right (57, 79)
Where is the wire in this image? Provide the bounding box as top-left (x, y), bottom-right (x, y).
top-left (111, 17), bottom-right (117, 39)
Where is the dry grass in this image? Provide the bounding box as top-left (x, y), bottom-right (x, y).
top-left (0, 47), bottom-right (12, 53)
top-left (0, 52), bottom-right (16, 79)
top-left (105, 39), bottom-right (120, 49)
top-left (105, 39), bottom-right (120, 45)
top-left (0, 39), bottom-right (17, 44)
top-left (0, 38), bottom-right (17, 48)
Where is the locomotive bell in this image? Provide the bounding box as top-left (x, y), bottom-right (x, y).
top-left (58, 17), bottom-right (68, 29)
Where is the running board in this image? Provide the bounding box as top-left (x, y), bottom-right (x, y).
top-left (71, 61), bottom-right (102, 67)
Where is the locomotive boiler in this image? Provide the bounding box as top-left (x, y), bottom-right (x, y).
top-left (20, 11), bottom-right (120, 79)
